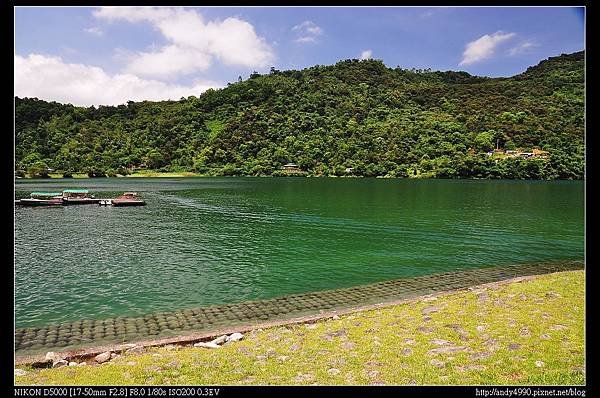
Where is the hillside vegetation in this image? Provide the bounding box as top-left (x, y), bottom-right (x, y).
top-left (15, 51), bottom-right (584, 179)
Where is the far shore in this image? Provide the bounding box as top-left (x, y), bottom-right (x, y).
top-left (14, 171), bottom-right (584, 181)
top-left (15, 172), bottom-right (366, 179)
top-left (16, 171), bottom-right (204, 179)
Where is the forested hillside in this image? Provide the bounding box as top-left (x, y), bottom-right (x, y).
top-left (15, 51), bottom-right (584, 179)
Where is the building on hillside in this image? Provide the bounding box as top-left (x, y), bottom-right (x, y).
top-left (518, 152), bottom-right (534, 158)
top-left (282, 163), bottom-right (301, 172)
top-left (533, 149), bottom-right (550, 158)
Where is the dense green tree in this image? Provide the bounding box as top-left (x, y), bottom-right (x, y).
top-left (27, 160), bottom-right (50, 178)
top-left (14, 52), bottom-right (584, 180)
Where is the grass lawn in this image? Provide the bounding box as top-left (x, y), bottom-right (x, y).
top-left (15, 270), bottom-right (584, 385)
top-left (125, 171), bottom-right (202, 178)
top-left (31, 173), bottom-right (90, 179)
top-left (22, 171), bottom-right (202, 179)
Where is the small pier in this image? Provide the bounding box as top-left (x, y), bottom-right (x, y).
top-left (16, 191), bottom-right (145, 207)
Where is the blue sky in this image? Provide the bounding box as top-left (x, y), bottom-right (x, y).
top-left (15, 7), bottom-right (584, 106)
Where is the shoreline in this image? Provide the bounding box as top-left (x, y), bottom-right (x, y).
top-left (15, 269), bottom-right (585, 385)
top-left (15, 172), bottom-right (584, 180)
top-left (14, 272), bottom-right (546, 367)
top-left (15, 260), bottom-right (583, 366)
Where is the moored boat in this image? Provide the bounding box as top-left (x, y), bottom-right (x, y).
top-left (61, 189), bottom-right (101, 205)
top-left (111, 192), bottom-right (146, 207)
top-left (17, 192), bottom-right (64, 206)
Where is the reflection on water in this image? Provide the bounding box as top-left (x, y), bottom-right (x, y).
top-left (15, 178), bottom-right (584, 328)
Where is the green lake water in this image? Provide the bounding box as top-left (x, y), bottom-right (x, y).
top-left (14, 178), bottom-right (584, 328)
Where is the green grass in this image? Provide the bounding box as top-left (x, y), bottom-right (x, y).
top-left (22, 173), bottom-right (91, 179)
top-left (125, 171), bottom-right (202, 178)
top-left (21, 171), bottom-right (203, 179)
top-left (205, 120), bottom-right (226, 141)
top-left (15, 270), bottom-right (584, 385)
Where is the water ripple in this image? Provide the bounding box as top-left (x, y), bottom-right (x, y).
top-left (15, 178), bottom-right (583, 328)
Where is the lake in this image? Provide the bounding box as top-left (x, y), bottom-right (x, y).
top-left (14, 178), bottom-right (584, 329)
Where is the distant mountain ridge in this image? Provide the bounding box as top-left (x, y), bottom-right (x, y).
top-left (15, 51), bottom-right (584, 179)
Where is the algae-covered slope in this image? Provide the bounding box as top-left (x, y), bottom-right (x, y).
top-left (15, 270), bottom-right (584, 385)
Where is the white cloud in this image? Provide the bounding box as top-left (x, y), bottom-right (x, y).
top-left (359, 49), bottom-right (372, 60)
top-left (459, 31), bottom-right (516, 66)
top-left (294, 36), bottom-right (317, 44)
top-left (84, 27), bottom-right (104, 36)
top-left (94, 7), bottom-right (275, 78)
top-left (93, 6), bottom-right (173, 23)
top-left (509, 41), bottom-right (537, 56)
top-left (293, 20), bottom-right (323, 35)
top-left (292, 20), bottom-right (323, 43)
top-left (419, 7), bottom-right (450, 19)
top-left (15, 54), bottom-right (222, 106)
top-left (123, 45), bottom-right (212, 79)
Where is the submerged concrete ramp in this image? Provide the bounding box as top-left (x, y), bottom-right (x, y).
top-left (15, 259), bottom-right (583, 358)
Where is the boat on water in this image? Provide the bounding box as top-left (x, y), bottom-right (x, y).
top-left (16, 189), bottom-right (146, 208)
top-left (61, 189), bottom-right (101, 205)
top-left (16, 192), bottom-right (64, 206)
top-left (111, 192), bottom-right (146, 207)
